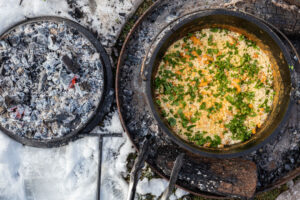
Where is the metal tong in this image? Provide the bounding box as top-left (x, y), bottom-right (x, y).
top-left (126, 137), bottom-right (184, 200)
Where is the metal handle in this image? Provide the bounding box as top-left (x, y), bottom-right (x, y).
top-left (126, 138), bottom-right (151, 200)
top-left (161, 153), bottom-right (185, 200)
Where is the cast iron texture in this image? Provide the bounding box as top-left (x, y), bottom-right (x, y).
top-left (144, 9), bottom-right (294, 158)
top-left (116, 0), bottom-right (300, 198)
top-left (0, 16), bottom-right (114, 148)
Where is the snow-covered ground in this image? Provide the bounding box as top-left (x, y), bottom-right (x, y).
top-left (0, 0), bottom-right (143, 48)
top-left (0, 1), bottom-right (189, 200)
top-left (276, 180), bottom-right (300, 200)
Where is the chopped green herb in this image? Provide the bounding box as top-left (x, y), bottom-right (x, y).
top-left (168, 117), bottom-right (176, 126)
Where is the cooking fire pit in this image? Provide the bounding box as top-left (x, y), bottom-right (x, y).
top-left (116, 0), bottom-right (300, 199)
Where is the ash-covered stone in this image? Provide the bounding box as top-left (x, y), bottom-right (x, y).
top-left (0, 21), bottom-right (104, 139)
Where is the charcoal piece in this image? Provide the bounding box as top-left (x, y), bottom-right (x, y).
top-left (0, 57), bottom-right (9, 76)
top-left (65, 115), bottom-right (81, 129)
top-left (38, 72), bottom-right (47, 92)
top-left (8, 35), bottom-right (20, 47)
top-left (33, 35), bottom-right (48, 46)
top-left (0, 41), bottom-right (10, 49)
top-left (29, 113), bottom-right (37, 122)
top-left (37, 27), bottom-right (50, 36)
top-left (0, 64), bottom-right (4, 76)
top-left (0, 106), bottom-right (6, 115)
top-left (73, 8), bottom-right (83, 19)
top-left (50, 35), bottom-right (57, 43)
top-left (61, 55), bottom-right (80, 73)
top-left (25, 130), bottom-right (34, 138)
top-left (22, 93), bottom-right (31, 105)
top-left (55, 113), bottom-right (70, 123)
top-left (4, 96), bottom-right (17, 107)
top-left (79, 81), bottom-right (91, 91)
top-left (285, 164), bottom-right (292, 171)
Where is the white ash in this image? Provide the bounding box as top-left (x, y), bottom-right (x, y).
top-left (276, 180), bottom-right (300, 200)
top-left (0, 21), bottom-right (104, 139)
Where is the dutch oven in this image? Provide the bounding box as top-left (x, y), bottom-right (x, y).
top-left (144, 9), bottom-right (294, 158)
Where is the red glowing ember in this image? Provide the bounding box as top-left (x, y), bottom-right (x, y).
top-left (69, 76), bottom-right (78, 88)
top-left (16, 110), bottom-right (22, 119)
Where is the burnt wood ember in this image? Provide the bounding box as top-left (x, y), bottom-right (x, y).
top-left (116, 0), bottom-right (300, 198)
top-left (62, 55), bottom-right (81, 74)
top-left (0, 20), bottom-right (104, 139)
top-left (4, 96), bottom-right (18, 107)
top-left (79, 81), bottom-right (91, 91)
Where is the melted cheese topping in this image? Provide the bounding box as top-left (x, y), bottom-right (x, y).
top-left (154, 28), bottom-right (274, 148)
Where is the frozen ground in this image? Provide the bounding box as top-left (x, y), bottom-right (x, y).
top-left (0, 0), bottom-right (143, 49)
top-left (0, 1), bottom-right (189, 200)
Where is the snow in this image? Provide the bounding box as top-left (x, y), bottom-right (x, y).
top-left (276, 180), bottom-right (300, 200)
top-left (100, 136), bottom-right (135, 200)
top-left (0, 0), bottom-right (143, 48)
top-left (0, 1), bottom-right (192, 200)
top-left (0, 134), bottom-right (24, 200)
top-left (0, 132), bottom-right (100, 200)
top-left (135, 178), bottom-right (188, 200)
top-left (75, 0), bottom-right (144, 47)
top-left (0, 0), bottom-right (70, 35)
top-left (137, 178), bottom-right (169, 197)
top-left (93, 110), bottom-right (124, 134)
top-left (170, 189), bottom-right (190, 200)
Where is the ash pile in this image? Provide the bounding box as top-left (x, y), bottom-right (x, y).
top-left (0, 21), bottom-right (104, 139)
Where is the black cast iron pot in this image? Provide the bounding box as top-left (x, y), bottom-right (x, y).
top-left (144, 9), bottom-right (293, 158)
